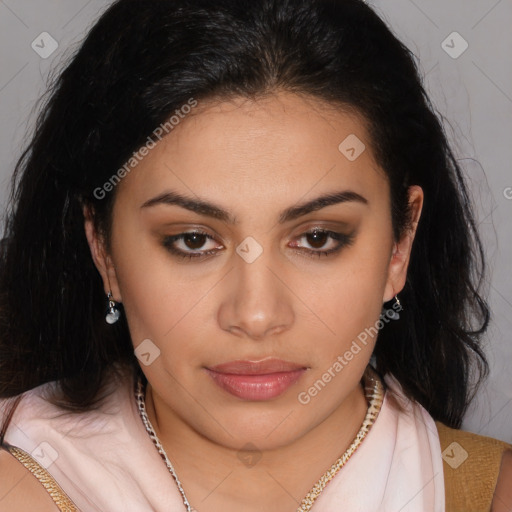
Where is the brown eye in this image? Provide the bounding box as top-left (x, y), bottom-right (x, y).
top-left (182, 232), bottom-right (209, 250)
top-left (290, 229), bottom-right (355, 258)
top-left (162, 230), bottom-right (223, 260)
top-left (305, 230), bottom-right (330, 249)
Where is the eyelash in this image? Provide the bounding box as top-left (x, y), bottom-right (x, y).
top-left (162, 228), bottom-right (355, 261)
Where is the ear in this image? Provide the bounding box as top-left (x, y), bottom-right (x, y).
top-left (83, 205), bottom-right (123, 303)
top-left (383, 185), bottom-right (423, 302)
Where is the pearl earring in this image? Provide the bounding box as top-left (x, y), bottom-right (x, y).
top-left (105, 291), bottom-right (121, 324)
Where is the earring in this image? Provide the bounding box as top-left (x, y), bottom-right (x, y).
top-left (105, 291), bottom-right (121, 324)
top-left (387, 294), bottom-right (402, 320)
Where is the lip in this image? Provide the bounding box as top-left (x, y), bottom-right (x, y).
top-left (208, 358), bottom-right (306, 374)
top-left (205, 358), bottom-right (308, 401)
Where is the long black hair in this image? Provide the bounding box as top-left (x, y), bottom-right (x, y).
top-left (0, 0), bottom-right (489, 434)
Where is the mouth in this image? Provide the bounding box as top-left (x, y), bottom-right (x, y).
top-left (204, 358), bottom-right (308, 401)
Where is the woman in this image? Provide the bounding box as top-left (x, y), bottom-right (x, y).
top-left (0, 0), bottom-right (510, 510)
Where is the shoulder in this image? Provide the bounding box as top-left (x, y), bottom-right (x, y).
top-left (435, 421), bottom-right (512, 512)
top-left (0, 446), bottom-right (58, 511)
top-left (492, 448), bottom-right (512, 512)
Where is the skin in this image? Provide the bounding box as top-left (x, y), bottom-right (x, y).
top-left (492, 449), bottom-right (512, 511)
top-left (0, 449), bottom-right (58, 511)
top-left (84, 90), bottom-right (424, 511)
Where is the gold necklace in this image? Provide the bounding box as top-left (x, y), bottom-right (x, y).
top-left (135, 365), bottom-right (384, 512)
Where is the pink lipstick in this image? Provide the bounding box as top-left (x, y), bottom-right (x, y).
top-left (205, 358), bottom-right (307, 400)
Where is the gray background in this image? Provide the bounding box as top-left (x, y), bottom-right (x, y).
top-left (0, 1), bottom-right (511, 442)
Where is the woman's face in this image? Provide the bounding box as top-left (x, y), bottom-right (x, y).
top-left (86, 91), bottom-right (422, 450)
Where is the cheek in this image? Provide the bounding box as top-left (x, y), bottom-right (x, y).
top-left (111, 229), bottom-right (221, 375)
top-left (116, 262), bottom-right (204, 352)
top-left (305, 236), bottom-right (392, 355)
top-left (109, 220), bottom-right (191, 344)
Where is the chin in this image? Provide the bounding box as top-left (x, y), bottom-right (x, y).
top-left (201, 409), bottom-right (308, 452)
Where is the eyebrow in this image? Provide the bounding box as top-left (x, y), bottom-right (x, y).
top-left (140, 189), bottom-right (368, 224)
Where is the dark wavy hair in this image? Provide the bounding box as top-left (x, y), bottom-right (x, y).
top-left (0, 0), bottom-right (489, 438)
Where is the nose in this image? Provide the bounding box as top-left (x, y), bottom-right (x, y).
top-left (217, 247), bottom-right (294, 341)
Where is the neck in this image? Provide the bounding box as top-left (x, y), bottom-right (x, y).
top-left (144, 378), bottom-right (369, 512)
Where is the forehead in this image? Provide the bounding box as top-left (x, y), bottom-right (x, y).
top-left (115, 91), bottom-right (389, 214)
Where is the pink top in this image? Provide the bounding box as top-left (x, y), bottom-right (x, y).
top-left (1, 367), bottom-right (445, 511)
